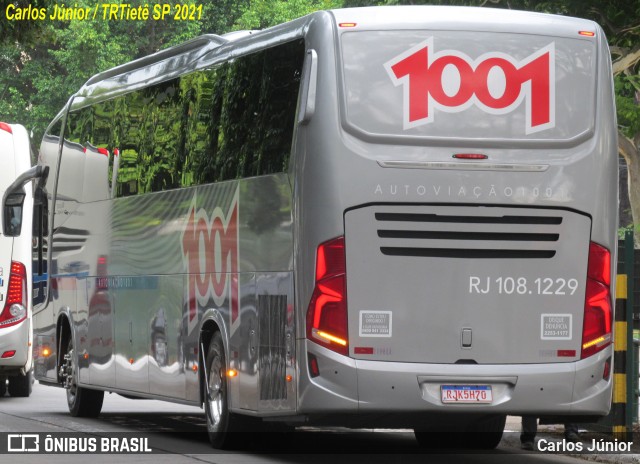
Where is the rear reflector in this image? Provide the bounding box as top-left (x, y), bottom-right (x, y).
top-left (557, 350), bottom-right (576, 357)
top-left (354, 347), bottom-right (374, 355)
top-left (1, 350), bottom-right (16, 359)
top-left (0, 122), bottom-right (12, 134)
top-left (603, 357), bottom-right (611, 380)
top-left (308, 353), bottom-right (320, 378)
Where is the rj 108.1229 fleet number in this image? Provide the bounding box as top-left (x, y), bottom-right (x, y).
top-left (469, 276), bottom-right (579, 296)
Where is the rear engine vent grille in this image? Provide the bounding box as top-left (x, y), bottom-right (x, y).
top-left (375, 211), bottom-right (562, 259)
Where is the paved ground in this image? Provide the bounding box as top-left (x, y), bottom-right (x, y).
top-left (503, 416), bottom-right (640, 463)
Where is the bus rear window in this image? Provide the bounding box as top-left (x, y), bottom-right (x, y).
top-left (340, 31), bottom-right (596, 144)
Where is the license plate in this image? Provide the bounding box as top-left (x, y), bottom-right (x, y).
top-left (441, 385), bottom-right (493, 404)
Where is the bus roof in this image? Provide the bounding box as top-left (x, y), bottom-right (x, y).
top-left (71, 6), bottom-right (600, 110)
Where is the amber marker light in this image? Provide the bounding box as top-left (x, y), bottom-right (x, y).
top-left (579, 31), bottom-right (595, 37)
top-left (192, 364), bottom-right (198, 373)
top-left (129, 358), bottom-right (134, 364)
top-left (286, 375), bottom-right (293, 383)
top-left (227, 369), bottom-right (238, 378)
top-left (42, 347), bottom-right (51, 357)
top-left (315, 330), bottom-right (348, 346)
top-left (83, 353), bottom-right (89, 360)
top-left (339, 22), bottom-right (357, 28)
top-left (582, 335), bottom-right (608, 351)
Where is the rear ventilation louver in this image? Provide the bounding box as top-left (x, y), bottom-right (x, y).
top-left (376, 212), bottom-right (561, 259)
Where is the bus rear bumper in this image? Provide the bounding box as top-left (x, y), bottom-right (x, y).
top-left (357, 350), bottom-right (611, 416)
top-left (299, 343), bottom-right (612, 418)
top-left (0, 319), bottom-right (30, 372)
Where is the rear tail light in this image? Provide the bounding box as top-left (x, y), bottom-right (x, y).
top-left (0, 261), bottom-right (28, 328)
top-left (0, 122), bottom-right (12, 134)
top-left (96, 255), bottom-right (108, 290)
top-left (581, 242), bottom-right (612, 359)
top-left (306, 237), bottom-right (349, 356)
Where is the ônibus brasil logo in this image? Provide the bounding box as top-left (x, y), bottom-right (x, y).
top-left (384, 38), bottom-right (555, 134)
top-left (181, 190), bottom-right (239, 335)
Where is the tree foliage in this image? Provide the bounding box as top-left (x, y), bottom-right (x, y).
top-left (2, 0), bottom-right (640, 234)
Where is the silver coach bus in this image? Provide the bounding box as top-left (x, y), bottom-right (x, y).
top-left (21, 6), bottom-right (617, 449)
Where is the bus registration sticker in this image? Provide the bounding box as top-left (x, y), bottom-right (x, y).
top-left (541, 314), bottom-right (572, 340)
top-left (359, 311), bottom-right (392, 337)
top-left (441, 385), bottom-right (493, 403)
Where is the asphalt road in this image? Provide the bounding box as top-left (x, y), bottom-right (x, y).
top-left (0, 381), bottom-right (598, 464)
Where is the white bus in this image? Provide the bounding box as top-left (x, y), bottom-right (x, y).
top-left (22, 6), bottom-right (617, 449)
top-left (0, 122), bottom-right (36, 397)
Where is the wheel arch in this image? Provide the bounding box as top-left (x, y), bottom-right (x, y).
top-left (55, 310), bottom-right (74, 384)
top-left (199, 310), bottom-right (229, 405)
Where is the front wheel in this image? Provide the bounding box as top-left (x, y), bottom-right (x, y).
top-left (61, 336), bottom-right (104, 417)
top-left (204, 332), bottom-right (245, 449)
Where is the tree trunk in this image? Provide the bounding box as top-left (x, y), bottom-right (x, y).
top-left (618, 130), bottom-right (640, 246)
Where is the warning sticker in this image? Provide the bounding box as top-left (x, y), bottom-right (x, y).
top-left (541, 314), bottom-right (572, 340)
top-left (359, 311), bottom-right (392, 337)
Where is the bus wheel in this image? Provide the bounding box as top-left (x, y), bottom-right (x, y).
top-left (462, 414), bottom-right (506, 449)
top-left (8, 370), bottom-right (32, 397)
top-left (205, 332), bottom-right (242, 449)
top-left (414, 414), bottom-right (505, 450)
top-left (60, 336), bottom-right (104, 417)
top-left (414, 430), bottom-right (461, 449)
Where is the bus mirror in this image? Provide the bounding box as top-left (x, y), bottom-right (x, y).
top-left (2, 165), bottom-right (49, 237)
top-left (298, 49), bottom-right (317, 124)
top-left (4, 192), bottom-right (26, 236)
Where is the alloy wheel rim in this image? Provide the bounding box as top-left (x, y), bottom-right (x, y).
top-left (207, 354), bottom-right (223, 432)
top-left (66, 342), bottom-right (77, 406)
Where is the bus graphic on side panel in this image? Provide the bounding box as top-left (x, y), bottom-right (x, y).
top-left (181, 189), bottom-right (240, 336)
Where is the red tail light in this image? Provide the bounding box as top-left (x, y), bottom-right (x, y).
top-left (306, 237), bottom-right (349, 356)
top-left (0, 122), bottom-right (12, 134)
top-left (581, 242), bottom-right (612, 359)
top-left (0, 261), bottom-right (28, 328)
top-left (96, 255), bottom-right (108, 290)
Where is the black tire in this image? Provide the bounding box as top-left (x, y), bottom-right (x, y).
top-left (0, 377), bottom-right (6, 397)
top-left (462, 414), bottom-right (506, 450)
top-left (8, 370), bottom-right (32, 397)
top-left (62, 335), bottom-right (104, 417)
top-left (414, 430), bottom-right (463, 449)
top-left (414, 414), bottom-right (505, 450)
top-left (204, 332), bottom-right (245, 449)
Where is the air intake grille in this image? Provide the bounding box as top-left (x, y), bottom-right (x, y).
top-left (375, 210), bottom-right (562, 259)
